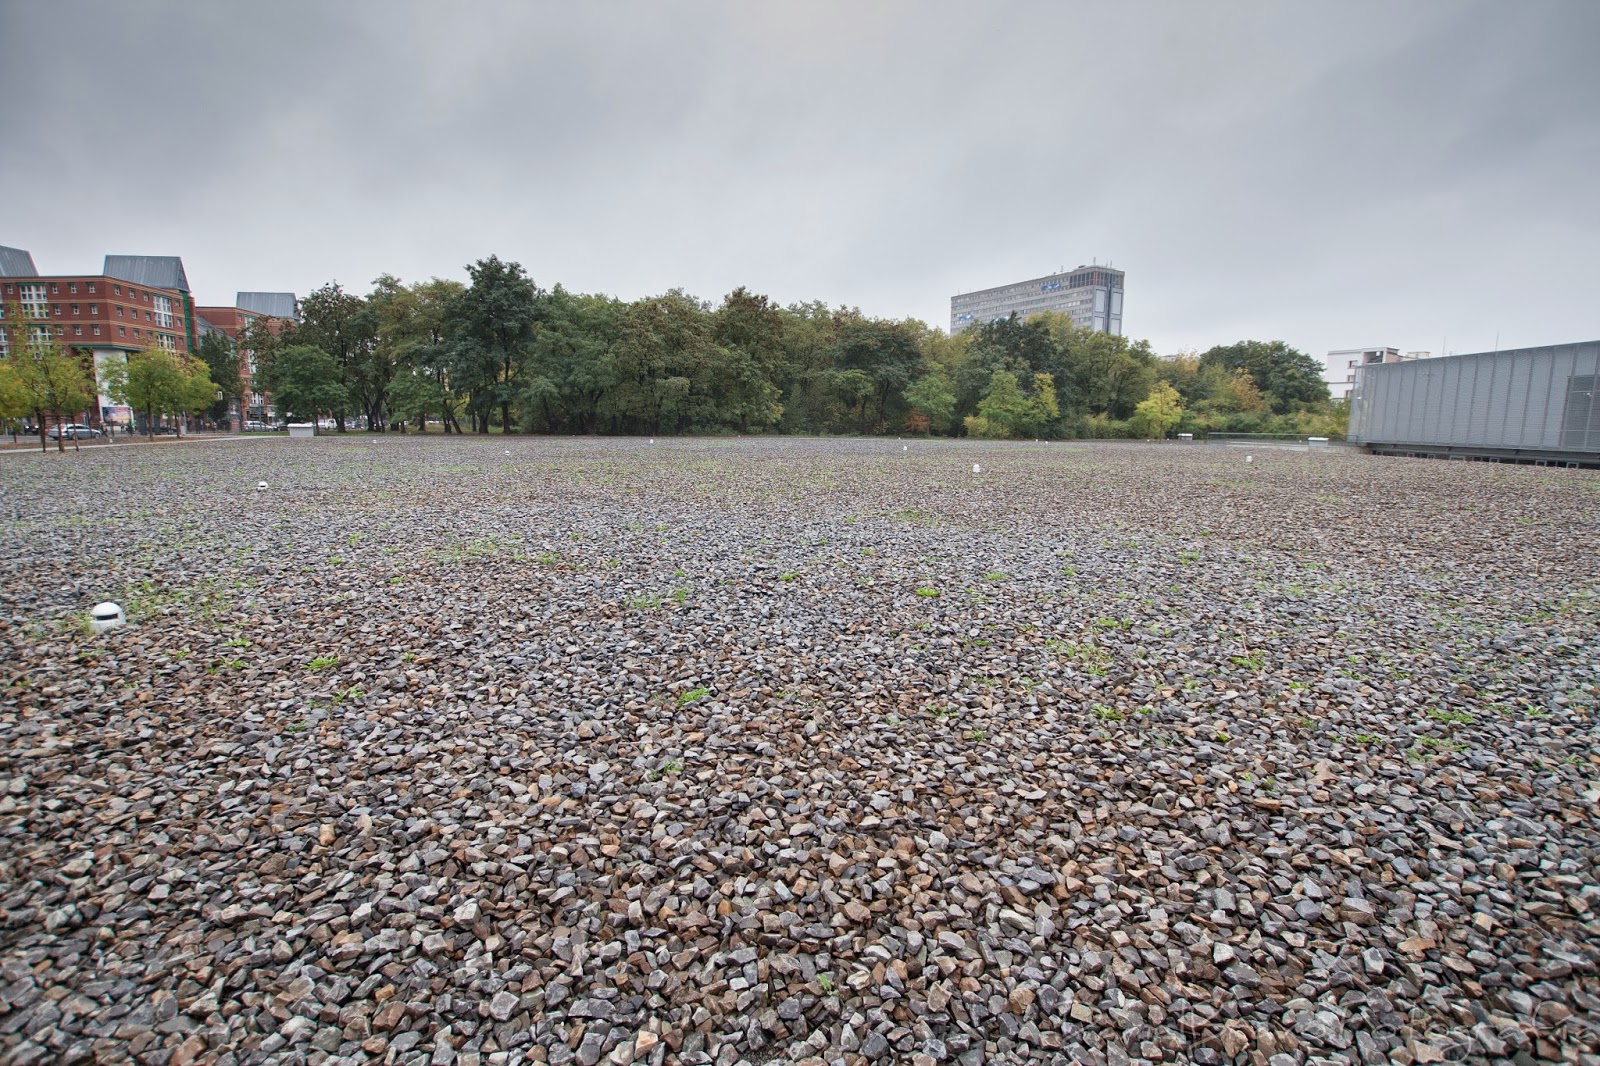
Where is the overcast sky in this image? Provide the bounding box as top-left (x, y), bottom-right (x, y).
top-left (3, 1), bottom-right (1597, 360)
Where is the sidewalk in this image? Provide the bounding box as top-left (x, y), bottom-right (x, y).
top-left (0, 433), bottom-right (272, 456)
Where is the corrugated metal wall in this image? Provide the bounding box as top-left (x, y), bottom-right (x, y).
top-left (1349, 342), bottom-right (1600, 454)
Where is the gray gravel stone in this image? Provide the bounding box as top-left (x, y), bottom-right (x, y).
top-left (1, 438), bottom-right (1597, 1066)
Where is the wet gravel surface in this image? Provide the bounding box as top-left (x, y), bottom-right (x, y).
top-left (1, 436), bottom-right (1597, 1066)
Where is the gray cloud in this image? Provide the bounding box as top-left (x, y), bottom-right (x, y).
top-left (3, 0), bottom-right (1595, 359)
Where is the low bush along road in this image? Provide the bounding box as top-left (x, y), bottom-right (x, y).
top-left (1, 437), bottom-right (1596, 1065)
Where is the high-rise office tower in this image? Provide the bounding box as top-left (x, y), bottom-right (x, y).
top-left (951, 265), bottom-right (1124, 334)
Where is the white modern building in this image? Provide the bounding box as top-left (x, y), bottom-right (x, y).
top-left (951, 265), bottom-right (1124, 335)
top-left (1324, 347), bottom-right (1431, 400)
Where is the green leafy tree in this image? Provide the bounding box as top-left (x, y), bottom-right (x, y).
top-left (963, 369), bottom-right (1060, 439)
top-left (239, 314), bottom-right (284, 405)
top-left (920, 327), bottom-right (972, 380)
top-left (523, 286), bottom-right (622, 433)
top-left (0, 357), bottom-right (29, 440)
top-left (775, 301), bottom-right (843, 433)
top-left (967, 368), bottom-right (1031, 439)
top-left (703, 344), bottom-right (783, 432)
top-left (825, 367), bottom-right (875, 433)
top-left (903, 372), bottom-right (956, 434)
top-left (103, 348), bottom-right (215, 439)
top-left (38, 349), bottom-right (97, 451)
top-left (451, 256), bottom-right (541, 433)
top-left (1211, 367), bottom-right (1267, 414)
top-left (710, 287), bottom-right (786, 432)
top-left (287, 282), bottom-right (375, 431)
top-left (1027, 372), bottom-right (1060, 435)
top-left (1131, 380), bottom-right (1184, 438)
top-left (0, 302), bottom-right (46, 447)
top-left (261, 344), bottom-right (349, 425)
top-left (1154, 351), bottom-right (1204, 404)
top-left (378, 278), bottom-right (466, 432)
top-left (3, 347), bottom-right (89, 453)
top-left (1200, 340), bottom-right (1328, 412)
top-left (832, 317), bottom-right (925, 431)
top-left (714, 288), bottom-right (787, 392)
top-left (956, 315), bottom-right (1056, 423)
top-left (602, 291), bottom-right (721, 434)
top-left (195, 330), bottom-right (241, 423)
top-left (2, 303), bottom-right (99, 451)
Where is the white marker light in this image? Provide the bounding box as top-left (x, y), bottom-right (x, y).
top-left (90, 602), bottom-right (125, 634)
top-left (973, 464), bottom-right (982, 474)
top-left (257, 481), bottom-right (268, 491)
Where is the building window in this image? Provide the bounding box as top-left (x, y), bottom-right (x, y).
top-left (92, 325), bottom-right (101, 336)
top-left (71, 304), bottom-right (80, 315)
top-left (114, 285), bottom-right (122, 296)
top-left (30, 325), bottom-right (52, 346)
top-left (89, 304), bottom-right (98, 315)
top-left (118, 326), bottom-right (126, 337)
top-left (73, 325), bottom-right (82, 336)
top-left (50, 283), bottom-right (59, 294)
top-left (87, 282), bottom-right (96, 293)
top-left (156, 333), bottom-right (175, 350)
top-left (53, 304), bottom-right (62, 316)
top-left (18, 284), bottom-right (46, 316)
top-left (116, 306), bottom-right (124, 316)
top-left (69, 282), bottom-right (78, 294)
top-left (152, 295), bottom-right (173, 328)
top-left (133, 328), bottom-right (141, 338)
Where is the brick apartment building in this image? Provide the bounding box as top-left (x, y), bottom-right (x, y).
top-left (0, 246), bottom-right (197, 429)
top-left (194, 292), bottom-right (297, 423)
top-left (1, 244), bottom-right (298, 430)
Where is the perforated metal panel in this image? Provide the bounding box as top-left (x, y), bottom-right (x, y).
top-left (1563, 375), bottom-right (1599, 449)
top-left (1350, 342), bottom-right (1600, 456)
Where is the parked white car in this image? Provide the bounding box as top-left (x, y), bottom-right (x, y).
top-left (47, 424), bottom-right (102, 440)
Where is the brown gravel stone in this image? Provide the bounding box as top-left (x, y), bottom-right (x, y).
top-left (1, 437), bottom-right (1597, 1065)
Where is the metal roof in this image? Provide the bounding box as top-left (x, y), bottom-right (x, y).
top-left (103, 255), bottom-right (190, 293)
top-left (235, 292), bottom-right (297, 319)
top-left (195, 316), bottom-right (226, 338)
top-left (0, 245), bottom-right (39, 277)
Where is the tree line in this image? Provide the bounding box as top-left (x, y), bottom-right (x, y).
top-left (1, 258), bottom-right (1345, 448)
top-left (250, 256), bottom-right (1344, 438)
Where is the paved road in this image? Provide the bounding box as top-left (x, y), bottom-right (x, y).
top-left (0, 434), bottom-right (273, 457)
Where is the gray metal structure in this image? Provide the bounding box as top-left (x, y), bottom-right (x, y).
top-left (1348, 340), bottom-right (1600, 465)
top-left (103, 254), bottom-right (191, 293)
top-left (235, 291), bottom-right (298, 319)
top-left (0, 245), bottom-right (38, 277)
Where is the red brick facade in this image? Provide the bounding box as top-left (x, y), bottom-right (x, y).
top-left (1, 274), bottom-right (195, 429)
top-left (195, 305), bottom-right (288, 421)
top-left (1, 275), bottom-right (191, 356)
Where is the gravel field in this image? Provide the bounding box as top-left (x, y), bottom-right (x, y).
top-left (1, 435), bottom-right (1597, 1066)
